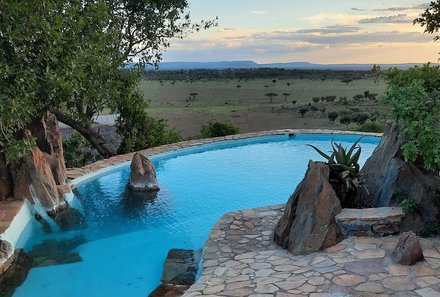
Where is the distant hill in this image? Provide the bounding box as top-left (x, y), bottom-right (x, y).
top-left (147, 60), bottom-right (434, 71)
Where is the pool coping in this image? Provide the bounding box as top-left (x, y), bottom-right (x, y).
top-left (0, 129), bottom-right (382, 272)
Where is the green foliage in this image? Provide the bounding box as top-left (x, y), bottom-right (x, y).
top-left (383, 64), bottom-right (440, 171)
top-left (63, 131), bottom-right (95, 168)
top-left (414, 1), bottom-right (440, 42)
top-left (2, 138), bottom-right (36, 165)
top-left (200, 121), bottom-right (239, 138)
top-left (299, 107), bottom-right (309, 118)
top-left (0, 0), bottom-right (215, 159)
top-left (340, 115), bottom-right (351, 127)
top-left (371, 64), bottom-right (381, 84)
top-left (357, 121), bottom-right (384, 133)
top-left (351, 113), bottom-right (370, 125)
top-left (399, 198), bottom-right (419, 214)
top-left (115, 89), bottom-right (182, 154)
top-left (419, 222), bottom-right (440, 237)
top-left (327, 112), bottom-right (339, 123)
top-left (308, 139), bottom-right (362, 207)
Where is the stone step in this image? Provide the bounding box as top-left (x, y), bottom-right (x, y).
top-left (336, 207), bottom-right (405, 237)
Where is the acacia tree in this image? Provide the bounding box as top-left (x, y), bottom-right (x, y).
top-left (0, 0), bottom-right (216, 160)
top-left (414, 1), bottom-right (440, 42)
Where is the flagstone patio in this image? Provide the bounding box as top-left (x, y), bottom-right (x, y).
top-left (184, 205), bottom-right (440, 297)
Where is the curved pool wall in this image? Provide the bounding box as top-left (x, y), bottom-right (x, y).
top-left (3, 130), bottom-right (381, 297)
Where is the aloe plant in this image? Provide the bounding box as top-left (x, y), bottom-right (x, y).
top-left (307, 138), bottom-right (363, 207)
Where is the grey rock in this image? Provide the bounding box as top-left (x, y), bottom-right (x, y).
top-left (129, 152), bottom-right (160, 192)
top-left (360, 121), bottom-right (440, 232)
top-left (274, 161), bottom-right (343, 255)
top-left (393, 231), bottom-right (424, 265)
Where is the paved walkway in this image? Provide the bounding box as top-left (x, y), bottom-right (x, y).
top-left (184, 205), bottom-right (440, 297)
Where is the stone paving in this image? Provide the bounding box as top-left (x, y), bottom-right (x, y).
top-left (184, 204), bottom-right (440, 297)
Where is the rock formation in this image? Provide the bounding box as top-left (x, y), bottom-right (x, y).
top-left (360, 121), bottom-right (440, 232)
top-left (393, 231), bottom-right (424, 265)
top-left (0, 240), bottom-right (13, 272)
top-left (149, 249), bottom-right (202, 297)
top-left (129, 152), bottom-right (159, 192)
top-left (274, 161), bottom-right (343, 255)
top-left (2, 113), bottom-right (84, 229)
top-left (0, 249), bottom-right (33, 297)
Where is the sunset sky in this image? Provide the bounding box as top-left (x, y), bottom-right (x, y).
top-left (161, 0), bottom-right (439, 64)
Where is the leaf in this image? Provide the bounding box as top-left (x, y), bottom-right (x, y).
top-left (307, 144), bottom-right (332, 161)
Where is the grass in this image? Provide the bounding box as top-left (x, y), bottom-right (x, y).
top-left (138, 77), bottom-right (388, 137)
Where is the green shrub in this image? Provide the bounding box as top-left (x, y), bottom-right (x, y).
top-left (63, 131), bottom-right (95, 168)
top-left (201, 121), bottom-right (239, 138)
top-left (383, 64), bottom-right (440, 171)
top-left (399, 198), bottom-right (419, 214)
top-left (357, 121), bottom-right (384, 133)
top-left (308, 139), bottom-right (362, 208)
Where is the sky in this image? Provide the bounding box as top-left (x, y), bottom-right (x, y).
top-left (161, 0), bottom-right (439, 64)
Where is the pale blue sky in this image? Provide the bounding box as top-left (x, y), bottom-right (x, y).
top-left (161, 0), bottom-right (438, 64)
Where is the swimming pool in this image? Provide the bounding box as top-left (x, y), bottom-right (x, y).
top-left (12, 133), bottom-right (379, 297)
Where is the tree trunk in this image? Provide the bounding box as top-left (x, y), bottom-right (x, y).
top-left (50, 109), bottom-right (116, 159)
top-left (0, 152), bottom-right (13, 201)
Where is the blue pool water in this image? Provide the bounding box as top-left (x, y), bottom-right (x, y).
top-left (13, 134), bottom-right (379, 297)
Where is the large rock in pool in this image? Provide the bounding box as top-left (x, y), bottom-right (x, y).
top-left (274, 161), bottom-right (343, 255)
top-left (0, 249), bottom-right (33, 297)
top-left (50, 207), bottom-right (86, 231)
top-left (149, 249), bottom-right (202, 297)
top-left (129, 152), bottom-right (159, 192)
top-left (360, 121), bottom-right (440, 232)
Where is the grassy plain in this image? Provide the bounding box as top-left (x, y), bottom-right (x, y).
top-left (139, 78), bottom-right (388, 137)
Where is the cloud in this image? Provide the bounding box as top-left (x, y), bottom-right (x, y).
top-left (296, 25), bottom-right (361, 34)
top-left (249, 10), bottom-right (266, 14)
top-left (373, 3), bottom-right (430, 12)
top-left (351, 8), bottom-right (366, 12)
top-left (358, 14), bottom-right (412, 24)
top-left (252, 30), bottom-right (431, 45)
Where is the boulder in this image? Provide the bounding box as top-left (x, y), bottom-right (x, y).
top-left (393, 231), bottom-right (424, 265)
top-left (28, 236), bottom-right (86, 267)
top-left (149, 249), bottom-right (202, 297)
top-left (149, 284), bottom-right (191, 297)
top-left (129, 153), bottom-right (159, 192)
top-left (360, 121), bottom-right (440, 232)
top-left (0, 240), bottom-right (13, 270)
top-left (161, 249), bottom-right (202, 285)
top-left (274, 161), bottom-right (343, 255)
top-left (50, 207), bottom-right (86, 231)
top-left (29, 112), bottom-right (66, 185)
top-left (0, 250), bottom-right (33, 297)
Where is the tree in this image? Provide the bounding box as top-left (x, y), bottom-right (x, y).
top-left (189, 92), bottom-right (198, 101)
top-left (312, 97), bottom-right (320, 104)
top-left (414, 1), bottom-right (440, 42)
top-left (282, 93), bottom-right (291, 103)
top-left (264, 85), bottom-right (269, 91)
top-left (236, 84), bottom-right (241, 92)
top-left (299, 107), bottom-right (309, 118)
top-left (201, 121), bottom-right (239, 138)
top-left (341, 78), bottom-right (353, 85)
top-left (371, 65), bottom-right (381, 84)
top-left (265, 93), bottom-right (278, 103)
top-left (0, 0), bottom-right (216, 160)
top-left (328, 112), bottom-right (339, 123)
top-left (382, 64), bottom-right (440, 171)
top-left (340, 115), bottom-right (351, 127)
